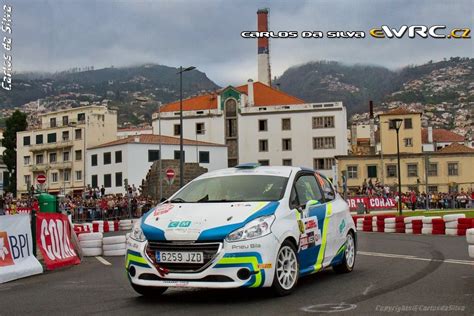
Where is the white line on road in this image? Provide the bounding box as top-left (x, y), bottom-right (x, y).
top-left (358, 251), bottom-right (474, 266)
top-left (95, 256), bottom-right (112, 266)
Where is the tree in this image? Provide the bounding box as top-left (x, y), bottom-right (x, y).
top-left (2, 110), bottom-right (27, 194)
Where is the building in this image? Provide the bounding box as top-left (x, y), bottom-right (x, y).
top-left (117, 126), bottom-right (153, 139)
top-left (86, 134), bottom-right (227, 194)
top-left (16, 106), bottom-right (117, 197)
top-left (337, 108), bottom-right (474, 193)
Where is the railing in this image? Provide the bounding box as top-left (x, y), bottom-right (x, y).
top-left (29, 140), bottom-right (74, 152)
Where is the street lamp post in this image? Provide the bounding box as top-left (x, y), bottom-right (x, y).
top-left (177, 66), bottom-right (195, 188)
top-left (391, 119), bottom-right (403, 215)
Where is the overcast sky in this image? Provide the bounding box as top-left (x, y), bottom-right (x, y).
top-left (12, 0), bottom-right (473, 86)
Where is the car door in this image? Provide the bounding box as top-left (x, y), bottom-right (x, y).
top-left (290, 172), bottom-right (329, 275)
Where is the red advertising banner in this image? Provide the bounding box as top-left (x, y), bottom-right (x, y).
top-left (347, 196), bottom-right (397, 211)
top-left (36, 213), bottom-right (80, 270)
top-left (5, 208), bottom-right (32, 215)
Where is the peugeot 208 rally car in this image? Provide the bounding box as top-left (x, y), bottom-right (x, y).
top-left (127, 164), bottom-right (356, 296)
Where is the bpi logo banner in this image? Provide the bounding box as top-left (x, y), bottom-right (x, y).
top-left (36, 213), bottom-right (80, 270)
top-left (0, 215), bottom-right (43, 283)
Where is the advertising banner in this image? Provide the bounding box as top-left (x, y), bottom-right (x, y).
top-left (347, 196), bottom-right (397, 211)
top-left (0, 215), bottom-right (43, 283)
top-left (36, 213), bottom-right (81, 270)
top-left (5, 208), bottom-right (32, 215)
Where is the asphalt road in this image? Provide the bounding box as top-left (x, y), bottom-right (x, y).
top-left (1, 232), bottom-right (473, 316)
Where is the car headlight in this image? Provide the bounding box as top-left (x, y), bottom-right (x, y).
top-left (131, 221), bottom-right (146, 242)
top-left (226, 215), bottom-right (275, 242)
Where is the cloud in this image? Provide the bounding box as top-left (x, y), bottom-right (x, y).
top-left (11, 0), bottom-right (474, 86)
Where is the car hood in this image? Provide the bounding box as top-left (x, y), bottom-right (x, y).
top-left (141, 201), bottom-right (279, 242)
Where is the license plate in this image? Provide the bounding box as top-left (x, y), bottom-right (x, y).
top-left (156, 251), bottom-right (204, 263)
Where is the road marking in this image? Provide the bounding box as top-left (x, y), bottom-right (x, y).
top-left (95, 256), bottom-right (112, 266)
top-left (358, 251), bottom-right (474, 266)
top-left (363, 283), bottom-right (374, 295)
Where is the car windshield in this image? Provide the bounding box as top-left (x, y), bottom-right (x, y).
top-left (170, 175), bottom-right (288, 203)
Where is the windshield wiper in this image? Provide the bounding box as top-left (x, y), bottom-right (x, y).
top-left (169, 198), bottom-right (187, 203)
top-left (197, 195), bottom-right (209, 202)
top-left (203, 199), bottom-right (245, 203)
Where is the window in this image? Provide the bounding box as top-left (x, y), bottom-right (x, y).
top-left (427, 185), bottom-right (438, 193)
top-left (258, 119), bottom-right (268, 131)
top-left (115, 172), bottom-right (123, 187)
top-left (50, 118), bottom-right (56, 128)
top-left (62, 116), bottom-right (69, 126)
top-left (312, 116), bottom-right (335, 129)
top-left (386, 164), bottom-right (397, 178)
top-left (404, 138), bottom-right (413, 147)
top-left (313, 158), bottom-right (335, 170)
top-left (148, 150), bottom-right (160, 162)
top-left (282, 159), bottom-right (292, 166)
top-left (64, 170), bottom-right (71, 182)
top-left (91, 175), bottom-right (98, 188)
top-left (347, 166), bottom-right (358, 179)
top-left (51, 172), bottom-right (58, 183)
top-left (404, 118), bottom-right (412, 129)
top-left (104, 174), bottom-right (112, 188)
top-left (174, 124), bottom-right (181, 136)
top-left (282, 118), bottom-right (291, 131)
top-left (77, 113), bottom-right (85, 122)
top-left (199, 151), bottom-right (210, 163)
top-left (428, 163), bottom-right (438, 176)
top-left (367, 165), bottom-right (377, 178)
top-left (258, 160), bottom-right (270, 166)
top-left (226, 119), bottom-right (237, 137)
top-left (103, 152), bottom-right (111, 165)
top-left (62, 131), bottom-right (69, 141)
top-left (75, 170), bottom-right (82, 181)
top-left (35, 134), bottom-right (43, 144)
top-left (313, 137), bottom-right (335, 149)
top-left (24, 175), bottom-right (31, 186)
top-left (75, 129), bottom-right (82, 140)
top-left (282, 138), bottom-right (292, 151)
top-left (23, 136), bottom-right (31, 146)
top-left (75, 150), bottom-right (82, 161)
top-left (36, 154), bottom-right (43, 164)
top-left (63, 151), bottom-right (70, 162)
top-left (47, 133), bottom-right (56, 143)
top-left (91, 154), bottom-right (98, 166)
top-left (293, 175), bottom-right (323, 206)
top-left (259, 139), bottom-right (268, 152)
top-left (24, 156), bottom-right (30, 165)
top-left (174, 150), bottom-right (185, 161)
top-left (115, 151), bottom-right (122, 163)
top-left (317, 174), bottom-right (335, 201)
top-left (448, 162), bottom-right (458, 176)
top-left (49, 152), bottom-right (57, 163)
top-left (196, 123), bottom-right (205, 135)
top-left (407, 164), bottom-right (418, 177)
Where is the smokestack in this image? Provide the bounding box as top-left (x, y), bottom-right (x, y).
top-left (247, 79), bottom-right (254, 107)
top-left (257, 8), bottom-right (271, 86)
top-left (428, 126), bottom-right (433, 143)
top-left (369, 100), bottom-right (375, 147)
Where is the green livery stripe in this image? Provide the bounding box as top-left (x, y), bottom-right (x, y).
top-left (336, 243), bottom-right (346, 256)
top-left (313, 203), bottom-right (332, 272)
top-left (126, 252), bottom-right (149, 269)
top-left (216, 256), bottom-right (262, 287)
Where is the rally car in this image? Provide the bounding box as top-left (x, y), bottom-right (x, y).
top-left (126, 164), bottom-right (356, 296)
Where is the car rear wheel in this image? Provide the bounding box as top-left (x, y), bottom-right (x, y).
top-left (131, 283), bottom-right (168, 297)
top-left (272, 240), bottom-right (299, 296)
top-left (333, 231), bottom-right (356, 273)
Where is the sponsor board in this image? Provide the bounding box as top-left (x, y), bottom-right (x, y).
top-left (36, 213), bottom-right (81, 270)
top-left (0, 215), bottom-right (43, 283)
top-left (347, 196), bottom-right (396, 211)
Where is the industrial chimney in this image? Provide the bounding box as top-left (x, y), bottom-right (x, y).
top-left (369, 100), bottom-right (375, 148)
top-left (257, 8), bottom-right (271, 86)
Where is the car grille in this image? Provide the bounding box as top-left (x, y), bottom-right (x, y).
top-left (145, 241), bottom-right (222, 273)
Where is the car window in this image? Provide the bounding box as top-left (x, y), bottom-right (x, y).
top-left (315, 173), bottom-right (335, 201)
top-left (294, 175), bottom-right (323, 206)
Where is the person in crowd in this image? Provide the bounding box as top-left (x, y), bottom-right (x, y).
top-left (100, 185), bottom-right (106, 197)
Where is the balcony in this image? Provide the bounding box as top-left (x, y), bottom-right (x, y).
top-left (29, 161), bottom-right (72, 172)
top-left (29, 140), bottom-right (74, 152)
top-left (29, 164), bottom-right (49, 172)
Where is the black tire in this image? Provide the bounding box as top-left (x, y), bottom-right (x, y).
top-left (131, 283), bottom-right (168, 296)
top-left (333, 231), bottom-right (356, 274)
top-left (272, 239), bottom-right (299, 296)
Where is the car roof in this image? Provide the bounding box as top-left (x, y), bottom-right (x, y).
top-left (196, 166), bottom-right (301, 180)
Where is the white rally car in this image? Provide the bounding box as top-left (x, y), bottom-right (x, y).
top-left (127, 164), bottom-right (356, 296)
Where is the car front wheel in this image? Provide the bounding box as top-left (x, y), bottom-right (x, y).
top-left (272, 240), bottom-right (299, 296)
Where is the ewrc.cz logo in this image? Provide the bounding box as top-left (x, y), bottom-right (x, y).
top-left (369, 25), bottom-right (471, 39)
top-left (0, 231), bottom-right (30, 266)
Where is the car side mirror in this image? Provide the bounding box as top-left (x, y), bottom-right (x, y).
top-left (324, 190), bottom-right (335, 201)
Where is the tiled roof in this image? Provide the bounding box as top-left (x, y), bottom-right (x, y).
top-left (118, 127), bottom-right (152, 132)
top-left (378, 107), bottom-right (422, 116)
top-left (437, 142), bottom-right (474, 153)
top-left (89, 134), bottom-right (226, 149)
top-left (157, 82), bottom-right (305, 113)
top-left (422, 128), bottom-right (464, 143)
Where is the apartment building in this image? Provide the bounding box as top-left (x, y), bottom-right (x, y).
top-left (16, 106), bottom-right (117, 197)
